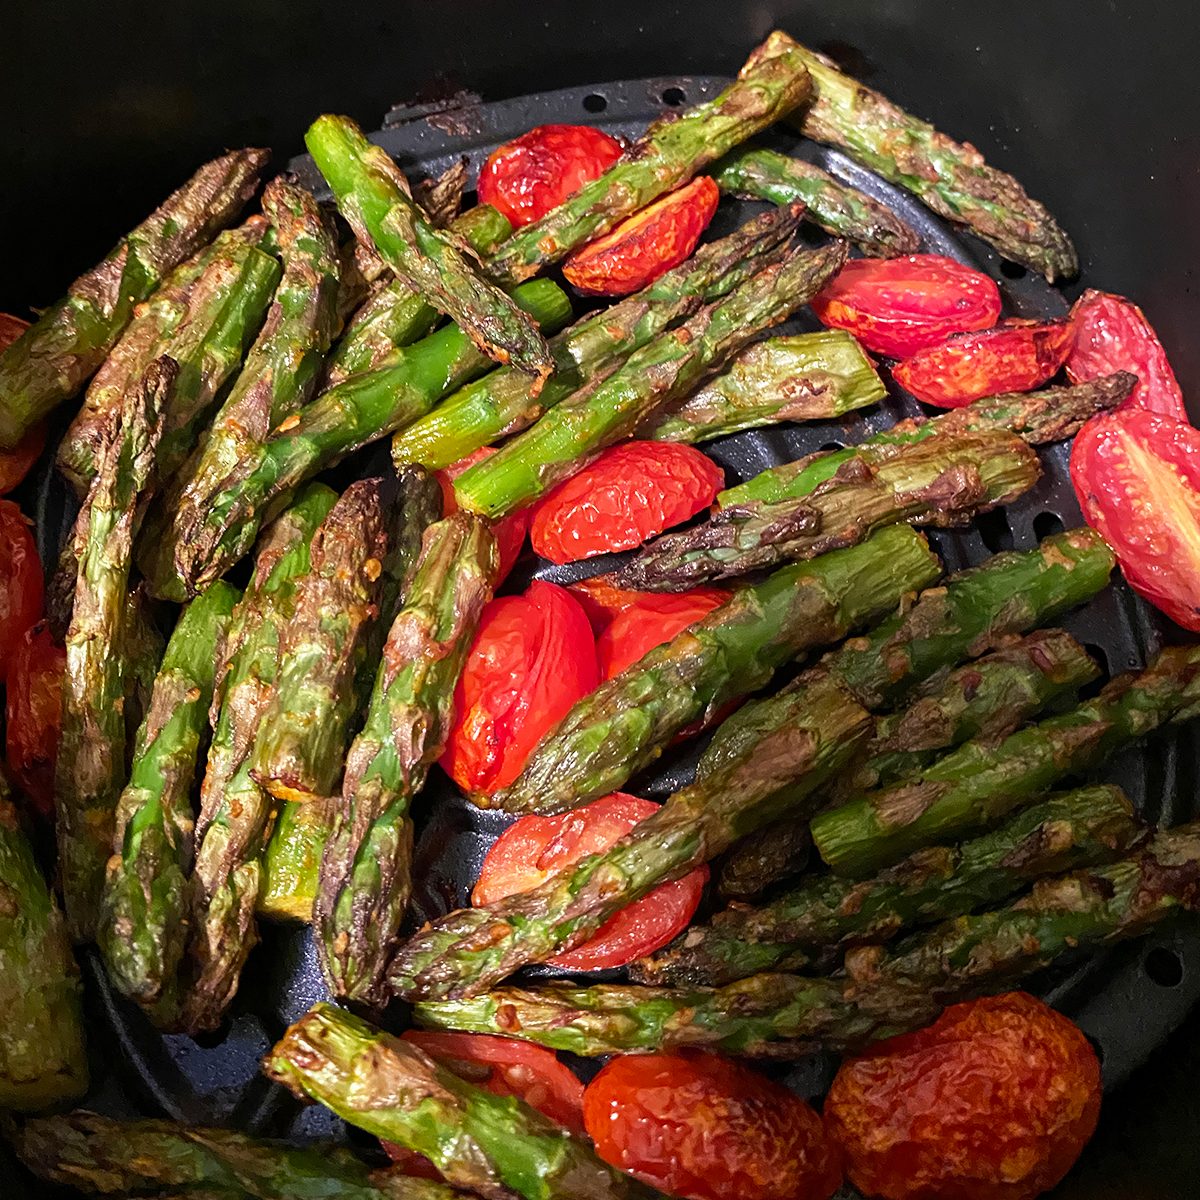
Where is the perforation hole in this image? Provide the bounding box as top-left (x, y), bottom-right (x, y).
top-left (818, 440), bottom-right (845, 452)
top-left (1144, 947), bottom-right (1184, 988)
top-left (582, 93), bottom-right (608, 113)
top-left (976, 508), bottom-right (1014, 553)
top-left (1033, 510), bottom-right (1066, 541)
top-left (661, 86), bottom-right (687, 107)
top-left (1000, 260), bottom-right (1028, 280)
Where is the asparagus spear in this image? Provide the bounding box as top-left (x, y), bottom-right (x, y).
top-left (392, 206), bottom-right (800, 470)
top-left (720, 372), bottom-right (1136, 508)
top-left (307, 115), bottom-right (552, 380)
top-left (611, 427), bottom-right (1041, 590)
top-left (56, 357), bottom-right (171, 941)
top-left (0, 148), bottom-right (267, 447)
top-left (180, 484), bottom-right (338, 1033)
top-left (12, 1111), bottom-right (466, 1200)
top-left (813, 644), bottom-right (1200, 877)
top-left (264, 1003), bottom-right (662, 1200)
top-left (645, 329), bottom-right (885, 445)
top-left (636, 784), bottom-right (1140, 986)
top-left (257, 797), bottom-right (332, 922)
top-left (717, 822), bottom-right (813, 902)
top-left (713, 145), bottom-right (920, 257)
top-left (0, 771), bottom-right (88, 1111)
top-left (770, 32), bottom-right (1077, 279)
top-left (98, 582), bottom-right (240, 1016)
top-left (453, 240), bottom-right (849, 519)
top-left (415, 157), bottom-right (470, 227)
top-left (484, 31), bottom-right (814, 283)
top-left (316, 514), bottom-right (498, 1005)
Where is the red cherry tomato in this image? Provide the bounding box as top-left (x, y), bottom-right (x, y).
top-left (597, 588), bottom-right (728, 679)
top-left (892, 318), bottom-right (1075, 408)
top-left (563, 176), bottom-right (720, 297)
top-left (0, 316), bottom-right (44, 493)
top-left (810, 254), bottom-right (1002, 358)
top-left (1069, 406), bottom-right (1200, 629)
top-left (473, 791), bottom-right (708, 970)
top-left (825, 992), bottom-right (1101, 1200)
top-left (0, 500), bottom-right (43, 666)
top-left (477, 124), bottom-right (624, 229)
top-left (438, 447), bottom-right (528, 583)
top-left (567, 577), bottom-right (652, 635)
top-left (441, 580), bottom-right (598, 796)
top-left (530, 441), bottom-right (725, 564)
top-left (0, 314), bottom-right (29, 349)
top-left (6, 621), bottom-right (65, 820)
top-left (584, 1050), bottom-right (842, 1200)
top-left (1067, 288), bottom-right (1187, 421)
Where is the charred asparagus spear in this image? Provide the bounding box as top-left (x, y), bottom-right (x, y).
top-left (392, 207), bottom-right (801, 470)
top-left (717, 822), bottom-right (814, 902)
top-left (713, 145), bottom-right (920, 256)
top-left (264, 1003), bottom-right (662, 1200)
top-left (0, 148), bottom-right (266, 448)
top-left (307, 115), bottom-right (553, 380)
top-left (98, 582), bottom-right (240, 1017)
top-left (56, 357), bottom-right (171, 941)
top-left (611, 427), bottom-right (1041, 591)
top-left (453, 240), bottom-right (849, 519)
top-left (813, 644), bottom-right (1200, 877)
top-left (485, 31), bottom-right (813, 283)
top-left (637, 784), bottom-right (1140, 986)
top-left (0, 770), bottom-right (88, 1111)
top-left (316, 514), bottom-right (497, 1005)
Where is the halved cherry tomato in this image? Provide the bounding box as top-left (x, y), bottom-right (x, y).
top-left (597, 588), bottom-right (728, 679)
top-left (1070, 406), bottom-right (1200, 629)
top-left (530, 441), bottom-right (724, 564)
top-left (6, 621), bottom-right (65, 820)
top-left (0, 313), bottom-right (29, 349)
top-left (438, 447), bottom-right (528, 582)
top-left (584, 1050), bottom-right (842, 1200)
top-left (0, 316), bottom-right (44, 493)
top-left (477, 124), bottom-right (624, 229)
top-left (1067, 288), bottom-right (1187, 421)
top-left (0, 500), bottom-right (43, 665)
top-left (441, 580), bottom-right (598, 795)
top-left (567, 576), bottom-right (651, 635)
top-left (810, 254), bottom-right (1002, 358)
top-left (474, 791), bottom-right (708, 970)
top-left (825, 992), bottom-right (1100, 1200)
top-left (563, 176), bottom-right (720, 297)
top-left (892, 317), bottom-right (1075, 408)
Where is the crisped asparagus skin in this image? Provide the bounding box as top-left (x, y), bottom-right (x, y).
top-left (612, 428), bottom-right (1040, 591)
top-left (773, 33), bottom-right (1076, 280)
top-left (485, 31), bottom-right (814, 283)
top-left (646, 329), bottom-right (885, 445)
top-left (251, 479), bottom-right (391, 804)
top-left (712, 145), bottom-right (920, 257)
top-left (56, 357), bottom-right (171, 941)
top-left (720, 373), bottom-right (1137, 508)
top-left (180, 484), bottom-right (338, 1034)
top-left (485, 524), bottom-right (939, 816)
top-left (717, 820), bottom-right (813, 901)
top-left (316, 514), bottom-right (497, 1006)
top-left (307, 115), bottom-right (553, 380)
top-left (0, 148), bottom-right (267, 448)
top-left (265, 1005), bottom-right (662, 1200)
top-left (394, 206), bottom-right (800, 470)
top-left (155, 279), bottom-right (568, 600)
top-left (635, 784), bottom-right (1140, 986)
top-left (12, 1110), bottom-right (468, 1200)
top-left (415, 157), bottom-right (470, 227)
top-left (0, 773), bottom-right (88, 1111)
top-left (454, 240), bottom-right (849, 519)
top-left (99, 582), bottom-right (240, 1016)
top-left (813, 644), bottom-right (1200, 877)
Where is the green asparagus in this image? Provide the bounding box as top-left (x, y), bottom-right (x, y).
top-left (257, 797), bottom-right (332, 922)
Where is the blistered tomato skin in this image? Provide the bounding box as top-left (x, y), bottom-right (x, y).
top-left (562, 176), bottom-right (720, 297)
top-left (584, 1051), bottom-right (843, 1200)
top-left (810, 254), bottom-right (1002, 358)
top-left (825, 992), bottom-right (1101, 1200)
top-left (477, 124), bottom-right (624, 228)
top-left (6, 621), bottom-right (65, 820)
top-left (530, 440), bottom-right (725, 563)
top-left (439, 447), bottom-right (529, 582)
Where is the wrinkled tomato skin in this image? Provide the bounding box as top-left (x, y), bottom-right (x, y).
top-left (563, 176), bottom-right (720, 297)
top-left (893, 319), bottom-right (1075, 408)
top-left (825, 992), bottom-right (1101, 1200)
top-left (597, 588), bottom-right (728, 679)
top-left (530, 441), bottom-right (725, 563)
top-left (0, 500), bottom-right (44, 665)
top-left (567, 576), bottom-right (652, 635)
top-left (477, 124), bottom-right (623, 228)
top-left (473, 791), bottom-right (708, 970)
top-left (440, 580), bottom-right (598, 795)
top-left (0, 316), bottom-right (44, 493)
top-left (439, 447), bottom-right (529, 582)
top-left (1070, 407), bottom-right (1200, 629)
top-left (811, 255), bottom-right (1002, 358)
top-left (1067, 289), bottom-right (1187, 421)
top-left (584, 1051), bottom-right (842, 1200)
top-left (6, 621), bottom-right (65, 820)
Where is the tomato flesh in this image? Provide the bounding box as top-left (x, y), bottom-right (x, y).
top-left (0, 500), bottom-right (43, 666)
top-left (6, 621), bottom-right (65, 820)
top-left (474, 791), bottom-right (708, 970)
top-left (438, 447), bottom-right (528, 582)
